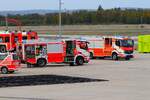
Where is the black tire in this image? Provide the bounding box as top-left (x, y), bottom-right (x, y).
top-left (90, 52), bottom-right (94, 59)
top-left (37, 58), bottom-right (47, 67)
top-left (125, 57), bottom-right (130, 60)
top-left (9, 71), bottom-right (15, 74)
top-left (76, 57), bottom-right (84, 66)
top-left (1, 67), bottom-right (8, 74)
top-left (0, 46), bottom-right (6, 53)
top-left (112, 53), bottom-right (118, 60)
top-left (69, 62), bottom-right (75, 66)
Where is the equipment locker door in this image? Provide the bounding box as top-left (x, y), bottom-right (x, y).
top-left (47, 43), bottom-right (64, 63)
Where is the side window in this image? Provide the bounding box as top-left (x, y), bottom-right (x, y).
top-left (115, 40), bottom-right (120, 46)
top-left (0, 37), bottom-right (3, 43)
top-left (5, 37), bottom-right (10, 42)
top-left (25, 45), bottom-right (35, 58)
top-left (0, 54), bottom-right (8, 60)
top-left (36, 45), bottom-right (47, 56)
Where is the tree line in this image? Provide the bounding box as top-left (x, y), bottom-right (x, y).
top-left (0, 7), bottom-right (150, 26)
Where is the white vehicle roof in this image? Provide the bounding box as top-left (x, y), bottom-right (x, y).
top-left (105, 36), bottom-right (131, 39)
top-left (79, 36), bottom-right (103, 41)
top-left (62, 38), bottom-right (89, 43)
top-left (79, 36), bottom-right (132, 41)
top-left (22, 39), bottom-right (62, 45)
top-left (0, 30), bottom-right (10, 34)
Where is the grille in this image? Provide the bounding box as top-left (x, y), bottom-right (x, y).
top-left (124, 50), bottom-right (133, 54)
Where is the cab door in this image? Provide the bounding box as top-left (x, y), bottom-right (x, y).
top-left (104, 38), bottom-right (113, 56)
top-left (65, 40), bottom-right (76, 62)
top-left (66, 41), bottom-right (75, 56)
top-left (24, 44), bottom-right (36, 64)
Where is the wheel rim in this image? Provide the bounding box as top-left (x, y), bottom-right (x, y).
top-left (0, 46), bottom-right (6, 53)
top-left (113, 54), bottom-right (117, 60)
top-left (1, 68), bottom-right (8, 74)
top-left (78, 58), bottom-right (83, 65)
top-left (38, 60), bottom-right (46, 67)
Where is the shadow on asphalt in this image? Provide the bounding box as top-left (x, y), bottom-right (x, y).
top-left (0, 75), bottom-right (109, 88)
top-left (0, 96), bottom-right (51, 100)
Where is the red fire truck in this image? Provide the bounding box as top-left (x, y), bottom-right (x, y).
top-left (0, 53), bottom-right (20, 74)
top-left (84, 36), bottom-right (134, 60)
top-left (0, 30), bottom-right (38, 52)
top-left (17, 39), bottom-right (90, 67)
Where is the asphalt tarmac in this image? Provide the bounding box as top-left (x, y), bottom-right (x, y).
top-left (0, 52), bottom-right (150, 100)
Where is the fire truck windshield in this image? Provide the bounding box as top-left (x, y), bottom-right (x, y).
top-left (120, 40), bottom-right (134, 47)
top-left (79, 42), bottom-right (89, 50)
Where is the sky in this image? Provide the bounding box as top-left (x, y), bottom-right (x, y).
top-left (0, 0), bottom-right (149, 11)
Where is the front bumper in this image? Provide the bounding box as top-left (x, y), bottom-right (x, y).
top-left (118, 54), bottom-right (134, 58)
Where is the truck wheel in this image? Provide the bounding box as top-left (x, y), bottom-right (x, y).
top-left (125, 57), bottom-right (130, 60)
top-left (37, 59), bottom-right (47, 67)
top-left (112, 53), bottom-right (118, 60)
top-left (9, 71), bottom-right (15, 74)
top-left (0, 46), bottom-right (6, 53)
top-left (1, 67), bottom-right (8, 74)
top-left (76, 57), bottom-right (84, 66)
top-left (69, 62), bottom-right (75, 66)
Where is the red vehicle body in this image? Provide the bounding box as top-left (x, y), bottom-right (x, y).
top-left (17, 39), bottom-right (90, 67)
top-left (0, 53), bottom-right (20, 74)
top-left (85, 36), bottom-right (134, 60)
top-left (0, 30), bottom-right (38, 52)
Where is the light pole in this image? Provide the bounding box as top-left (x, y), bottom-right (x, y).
top-left (58, 0), bottom-right (62, 39)
top-left (5, 14), bottom-right (8, 30)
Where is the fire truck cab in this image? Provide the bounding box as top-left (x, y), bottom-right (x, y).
top-left (0, 53), bottom-right (20, 74)
top-left (17, 39), bottom-right (90, 67)
top-left (0, 30), bottom-right (38, 53)
top-left (0, 31), bottom-right (15, 52)
top-left (64, 39), bottom-right (90, 66)
top-left (86, 36), bottom-right (134, 60)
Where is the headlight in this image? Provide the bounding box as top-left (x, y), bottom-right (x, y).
top-left (119, 50), bottom-right (124, 54)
